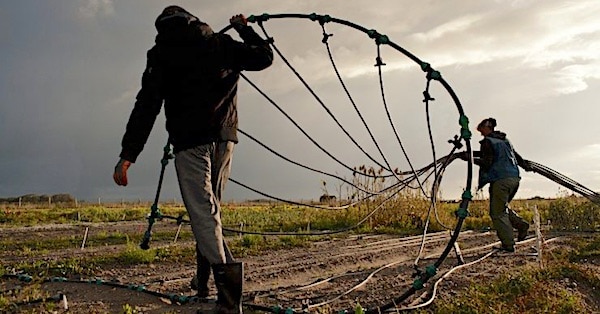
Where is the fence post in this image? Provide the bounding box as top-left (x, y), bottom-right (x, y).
top-left (18, 197), bottom-right (22, 208)
top-left (81, 227), bottom-right (89, 250)
top-left (534, 205), bottom-right (543, 268)
top-left (174, 224), bottom-right (182, 243)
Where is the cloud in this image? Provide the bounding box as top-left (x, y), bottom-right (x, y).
top-left (568, 143), bottom-right (600, 163)
top-left (554, 64), bottom-right (600, 94)
top-left (77, 0), bottom-right (115, 19)
top-left (411, 14), bottom-right (485, 42)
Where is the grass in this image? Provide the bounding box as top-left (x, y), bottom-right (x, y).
top-left (1, 195), bottom-right (599, 313)
top-left (0, 230), bottom-right (195, 254)
top-left (429, 233), bottom-right (600, 314)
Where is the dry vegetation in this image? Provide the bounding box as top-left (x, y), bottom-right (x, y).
top-left (0, 192), bottom-right (599, 313)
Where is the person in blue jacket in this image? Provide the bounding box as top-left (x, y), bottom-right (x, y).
top-left (476, 118), bottom-right (531, 252)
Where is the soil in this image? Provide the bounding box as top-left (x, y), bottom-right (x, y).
top-left (1, 221), bottom-right (599, 313)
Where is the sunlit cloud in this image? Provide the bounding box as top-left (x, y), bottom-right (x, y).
top-left (411, 14), bottom-right (485, 42)
top-left (568, 143), bottom-right (600, 163)
top-left (554, 64), bottom-right (600, 94)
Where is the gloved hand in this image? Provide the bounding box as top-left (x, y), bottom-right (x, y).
top-left (230, 14), bottom-right (247, 30)
top-left (521, 160), bottom-right (533, 172)
top-left (113, 158), bottom-right (132, 186)
top-left (457, 151), bottom-right (469, 161)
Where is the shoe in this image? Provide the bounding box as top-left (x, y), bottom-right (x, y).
top-left (213, 262), bottom-right (243, 314)
top-left (191, 250), bottom-right (211, 299)
top-left (190, 275), bottom-right (210, 299)
top-left (517, 223), bottom-right (529, 242)
top-left (495, 245), bottom-right (515, 255)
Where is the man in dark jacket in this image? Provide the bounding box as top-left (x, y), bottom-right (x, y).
top-left (475, 118), bottom-right (530, 253)
top-left (113, 6), bottom-right (273, 313)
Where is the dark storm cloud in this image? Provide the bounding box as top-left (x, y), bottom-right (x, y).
top-left (0, 0), bottom-right (598, 203)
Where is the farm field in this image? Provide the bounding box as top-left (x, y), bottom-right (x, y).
top-left (1, 198), bottom-right (599, 314)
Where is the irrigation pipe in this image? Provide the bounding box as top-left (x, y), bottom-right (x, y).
top-left (392, 250), bottom-right (496, 312)
top-left (393, 236), bottom-right (562, 312)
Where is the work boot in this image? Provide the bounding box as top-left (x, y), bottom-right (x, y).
top-left (517, 222), bottom-right (530, 242)
top-left (212, 262), bottom-right (243, 314)
top-left (495, 245), bottom-right (516, 256)
top-left (191, 250), bottom-right (211, 299)
top-left (508, 209), bottom-right (529, 241)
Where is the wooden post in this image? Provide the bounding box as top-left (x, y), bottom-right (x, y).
top-left (74, 198), bottom-right (78, 208)
top-left (239, 222), bottom-right (244, 239)
top-left (48, 196), bottom-right (52, 207)
top-left (534, 206), bottom-right (543, 268)
top-left (81, 227), bottom-right (89, 250)
top-left (60, 294), bottom-right (68, 310)
top-left (174, 224), bottom-right (182, 243)
top-left (18, 197), bottom-right (22, 208)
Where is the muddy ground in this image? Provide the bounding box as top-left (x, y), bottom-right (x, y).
top-left (1, 221), bottom-right (598, 313)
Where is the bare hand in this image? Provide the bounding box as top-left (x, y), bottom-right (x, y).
top-left (113, 158), bottom-right (132, 186)
top-left (230, 14), bottom-right (247, 27)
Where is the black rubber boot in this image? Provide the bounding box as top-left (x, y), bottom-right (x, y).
top-left (191, 248), bottom-right (211, 299)
top-left (509, 210), bottom-right (530, 241)
top-left (212, 262), bottom-right (243, 314)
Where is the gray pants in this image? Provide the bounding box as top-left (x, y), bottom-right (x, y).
top-left (488, 176), bottom-right (527, 248)
top-left (175, 141), bottom-right (235, 264)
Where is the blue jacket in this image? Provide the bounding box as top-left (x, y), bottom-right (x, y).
top-left (478, 131), bottom-right (520, 189)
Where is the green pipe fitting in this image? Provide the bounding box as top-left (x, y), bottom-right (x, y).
top-left (456, 207), bottom-right (469, 219)
top-left (412, 278), bottom-right (424, 290)
top-left (425, 265), bottom-right (437, 277)
top-left (462, 190), bottom-right (473, 200)
top-left (319, 14), bottom-right (332, 24)
top-left (459, 115), bottom-right (472, 140)
top-left (429, 70), bottom-right (442, 80)
top-left (18, 274), bottom-right (32, 282)
top-left (376, 34), bottom-right (389, 45)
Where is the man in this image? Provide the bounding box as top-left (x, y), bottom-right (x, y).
top-left (113, 6), bottom-right (273, 313)
top-left (474, 118), bottom-right (531, 253)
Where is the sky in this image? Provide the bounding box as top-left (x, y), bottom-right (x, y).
top-left (0, 0), bottom-right (599, 203)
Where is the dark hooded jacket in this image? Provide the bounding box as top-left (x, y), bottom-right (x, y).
top-left (120, 7), bottom-right (273, 162)
top-left (476, 130), bottom-right (526, 189)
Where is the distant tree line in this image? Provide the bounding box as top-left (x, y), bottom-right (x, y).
top-left (0, 193), bottom-right (75, 204)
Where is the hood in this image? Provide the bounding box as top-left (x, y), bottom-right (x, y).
top-left (154, 6), bottom-right (213, 43)
top-left (487, 130), bottom-right (507, 140)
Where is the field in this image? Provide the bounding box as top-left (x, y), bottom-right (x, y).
top-left (1, 196), bottom-right (599, 313)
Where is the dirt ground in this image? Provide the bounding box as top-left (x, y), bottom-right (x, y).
top-left (1, 221), bottom-right (599, 313)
